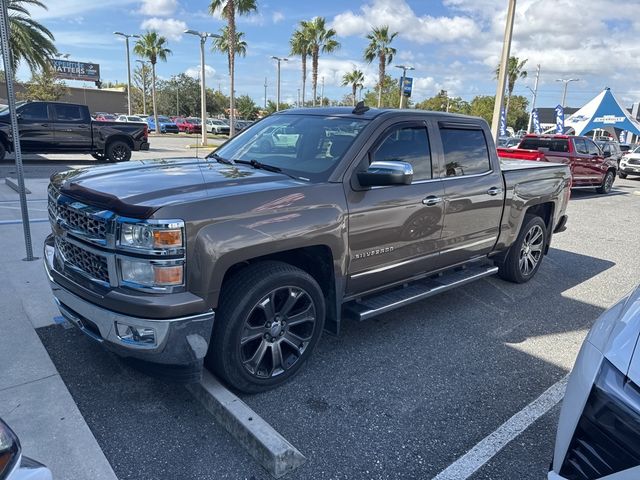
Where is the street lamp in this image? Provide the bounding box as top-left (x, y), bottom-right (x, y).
top-left (556, 78), bottom-right (579, 108)
top-left (184, 29), bottom-right (221, 146)
top-left (395, 65), bottom-right (414, 109)
top-left (114, 32), bottom-right (140, 115)
top-left (135, 59), bottom-right (150, 116)
top-left (271, 56), bottom-right (288, 111)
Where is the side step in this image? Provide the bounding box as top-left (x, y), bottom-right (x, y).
top-left (344, 264), bottom-right (498, 321)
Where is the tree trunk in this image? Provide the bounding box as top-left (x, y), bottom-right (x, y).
top-left (378, 53), bottom-right (385, 108)
top-left (228, 3), bottom-right (236, 136)
top-left (151, 62), bottom-right (159, 134)
top-left (312, 45), bottom-right (319, 107)
top-left (352, 84), bottom-right (356, 106)
top-left (301, 53), bottom-right (307, 106)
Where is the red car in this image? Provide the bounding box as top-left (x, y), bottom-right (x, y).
top-left (497, 134), bottom-right (618, 194)
top-left (174, 117), bottom-right (202, 134)
top-left (94, 113), bottom-right (117, 122)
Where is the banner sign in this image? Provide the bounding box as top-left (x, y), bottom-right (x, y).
top-left (619, 130), bottom-right (626, 143)
top-left (555, 104), bottom-right (564, 134)
top-left (401, 77), bottom-right (413, 98)
top-left (499, 107), bottom-right (507, 137)
top-left (49, 58), bottom-right (100, 82)
top-left (532, 108), bottom-right (541, 134)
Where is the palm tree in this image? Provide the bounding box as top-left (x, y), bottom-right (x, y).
top-left (304, 17), bottom-right (340, 106)
top-left (495, 56), bottom-right (527, 116)
top-left (364, 25), bottom-right (398, 108)
top-left (209, 0), bottom-right (257, 136)
top-left (7, 0), bottom-right (56, 74)
top-left (289, 25), bottom-right (311, 106)
top-left (212, 25), bottom-right (247, 75)
top-left (341, 68), bottom-right (364, 106)
top-left (134, 32), bottom-right (171, 134)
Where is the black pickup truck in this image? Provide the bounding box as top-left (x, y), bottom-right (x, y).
top-left (0, 101), bottom-right (149, 162)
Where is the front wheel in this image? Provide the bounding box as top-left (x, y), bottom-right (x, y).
top-left (207, 261), bottom-right (325, 393)
top-left (497, 215), bottom-right (547, 284)
top-left (106, 140), bottom-right (131, 162)
top-left (618, 171), bottom-right (627, 179)
top-left (596, 170), bottom-right (615, 194)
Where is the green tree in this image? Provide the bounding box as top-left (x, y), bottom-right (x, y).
top-left (209, 0), bottom-right (257, 136)
top-left (289, 25), bottom-right (311, 106)
top-left (206, 89), bottom-right (230, 116)
top-left (156, 73), bottom-right (200, 117)
top-left (132, 63), bottom-right (152, 115)
top-left (134, 31), bottom-right (171, 133)
top-left (236, 94), bottom-right (259, 119)
top-left (7, 0), bottom-right (56, 74)
top-left (341, 68), bottom-right (364, 106)
top-left (495, 56), bottom-right (527, 116)
top-left (363, 75), bottom-right (404, 108)
top-left (363, 25), bottom-right (398, 108)
top-left (18, 67), bottom-right (67, 101)
top-left (265, 99), bottom-right (290, 114)
top-left (212, 25), bottom-right (247, 75)
top-left (469, 94), bottom-right (529, 131)
top-left (304, 17), bottom-right (340, 106)
top-left (415, 89), bottom-right (470, 114)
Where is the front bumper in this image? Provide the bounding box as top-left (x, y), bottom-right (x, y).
top-left (44, 240), bottom-right (215, 375)
top-left (619, 164), bottom-right (640, 175)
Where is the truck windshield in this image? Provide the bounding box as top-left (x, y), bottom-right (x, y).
top-left (212, 114), bottom-right (368, 181)
top-left (519, 137), bottom-right (569, 153)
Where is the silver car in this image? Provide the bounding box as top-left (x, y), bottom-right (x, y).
top-left (0, 418), bottom-right (52, 479)
top-left (549, 286), bottom-right (640, 479)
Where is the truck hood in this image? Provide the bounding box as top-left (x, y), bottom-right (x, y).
top-left (586, 285), bottom-right (640, 384)
top-left (52, 158), bottom-right (305, 218)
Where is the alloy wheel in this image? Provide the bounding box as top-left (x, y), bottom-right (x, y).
top-left (519, 224), bottom-right (544, 276)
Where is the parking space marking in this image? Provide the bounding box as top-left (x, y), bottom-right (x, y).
top-left (187, 370), bottom-right (306, 478)
top-left (431, 375), bottom-right (569, 480)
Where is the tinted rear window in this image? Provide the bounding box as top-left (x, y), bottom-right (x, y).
top-left (519, 138), bottom-right (569, 152)
top-left (440, 128), bottom-right (491, 177)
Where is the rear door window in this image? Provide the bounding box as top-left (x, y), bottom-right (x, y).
top-left (54, 104), bottom-right (85, 122)
top-left (440, 128), bottom-right (491, 177)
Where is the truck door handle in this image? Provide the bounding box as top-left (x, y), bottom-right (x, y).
top-left (487, 187), bottom-right (503, 196)
top-left (422, 196), bottom-right (442, 206)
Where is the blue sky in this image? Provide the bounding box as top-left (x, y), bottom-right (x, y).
top-left (26, 0), bottom-right (640, 109)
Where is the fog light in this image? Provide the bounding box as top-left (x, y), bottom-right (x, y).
top-left (115, 322), bottom-right (156, 345)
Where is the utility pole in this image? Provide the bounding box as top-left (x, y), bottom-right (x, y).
top-left (114, 32), bottom-right (140, 115)
top-left (491, 0), bottom-right (517, 141)
top-left (527, 64), bottom-right (541, 133)
top-left (321, 76), bottom-right (325, 106)
top-left (557, 78), bottom-right (579, 108)
top-left (264, 77), bottom-right (268, 109)
top-left (271, 56), bottom-right (288, 111)
top-left (395, 65), bottom-right (415, 109)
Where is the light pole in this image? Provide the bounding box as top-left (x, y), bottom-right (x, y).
top-left (185, 29), bottom-right (221, 146)
top-left (135, 59), bottom-right (149, 115)
top-left (114, 32), bottom-right (140, 115)
top-left (264, 77), bottom-right (268, 109)
top-left (271, 56), bottom-right (288, 111)
top-left (526, 64), bottom-right (541, 133)
top-left (395, 65), bottom-right (414, 109)
top-left (556, 78), bottom-right (579, 108)
top-left (491, 0), bottom-right (517, 141)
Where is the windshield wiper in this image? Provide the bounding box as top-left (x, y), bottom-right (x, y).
top-left (235, 159), bottom-right (282, 173)
top-left (208, 152), bottom-right (234, 165)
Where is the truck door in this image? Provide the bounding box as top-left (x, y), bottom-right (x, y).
top-left (584, 138), bottom-right (607, 185)
top-left (51, 104), bottom-right (92, 150)
top-left (346, 122), bottom-right (445, 295)
top-left (16, 102), bottom-right (53, 152)
top-left (436, 122), bottom-right (504, 265)
top-left (571, 137), bottom-right (594, 185)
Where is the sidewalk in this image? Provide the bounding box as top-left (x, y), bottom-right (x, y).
top-left (0, 179), bottom-right (117, 480)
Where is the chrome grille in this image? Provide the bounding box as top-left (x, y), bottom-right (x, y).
top-left (628, 158), bottom-right (640, 165)
top-left (55, 237), bottom-right (109, 283)
top-left (48, 186), bottom-right (109, 242)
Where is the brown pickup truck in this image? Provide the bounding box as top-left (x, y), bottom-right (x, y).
top-left (45, 106), bottom-right (571, 392)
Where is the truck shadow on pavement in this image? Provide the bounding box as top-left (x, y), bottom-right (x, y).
top-left (37, 247), bottom-right (615, 480)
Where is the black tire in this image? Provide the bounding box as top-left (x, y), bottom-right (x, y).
top-left (618, 171), bottom-right (627, 179)
top-left (596, 170), bottom-right (615, 194)
top-left (91, 152), bottom-right (105, 161)
top-left (206, 261), bottom-right (325, 393)
top-left (497, 215), bottom-right (547, 284)
top-left (0, 142), bottom-right (6, 161)
top-left (106, 140), bottom-right (131, 162)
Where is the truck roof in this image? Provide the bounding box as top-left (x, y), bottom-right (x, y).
top-left (276, 106), bottom-right (484, 122)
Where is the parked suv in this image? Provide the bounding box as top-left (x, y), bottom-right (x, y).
top-left (174, 117), bottom-right (202, 134)
top-left (619, 144), bottom-right (640, 179)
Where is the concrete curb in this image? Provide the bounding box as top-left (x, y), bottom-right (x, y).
top-left (187, 370), bottom-right (306, 478)
top-left (4, 177), bottom-right (31, 194)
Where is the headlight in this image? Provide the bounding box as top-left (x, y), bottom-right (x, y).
top-left (120, 259), bottom-right (184, 287)
top-left (119, 220), bottom-right (184, 252)
top-left (0, 418), bottom-right (21, 479)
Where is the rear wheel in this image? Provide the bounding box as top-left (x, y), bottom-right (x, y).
top-left (106, 140), bottom-right (131, 162)
top-left (618, 171), bottom-right (627, 179)
top-left (596, 170), bottom-right (615, 194)
top-left (497, 215), bottom-right (547, 284)
top-left (207, 261), bottom-right (325, 393)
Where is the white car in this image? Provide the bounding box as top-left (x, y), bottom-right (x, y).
top-left (619, 145), bottom-right (640, 179)
top-left (549, 285), bottom-right (640, 479)
top-left (116, 115), bottom-right (145, 123)
top-left (206, 118), bottom-right (230, 135)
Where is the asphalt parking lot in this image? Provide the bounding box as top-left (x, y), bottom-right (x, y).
top-left (4, 148), bottom-right (640, 479)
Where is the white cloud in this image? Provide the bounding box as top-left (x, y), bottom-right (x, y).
top-left (185, 65), bottom-right (217, 83)
top-left (139, 0), bottom-right (178, 16)
top-left (140, 18), bottom-right (187, 41)
top-left (330, 0), bottom-right (480, 43)
top-left (272, 12), bottom-right (285, 23)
